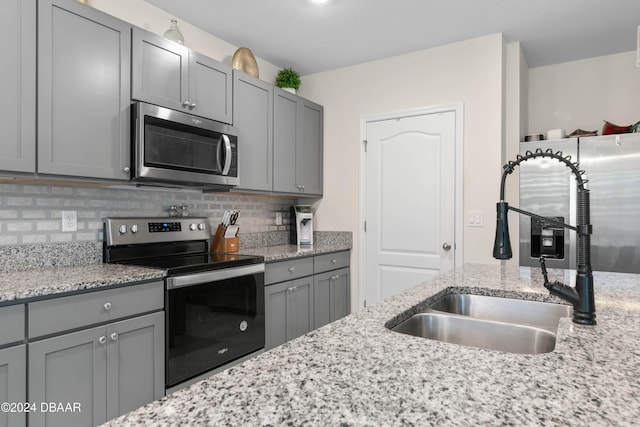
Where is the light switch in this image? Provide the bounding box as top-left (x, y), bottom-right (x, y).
top-left (467, 210), bottom-right (484, 227)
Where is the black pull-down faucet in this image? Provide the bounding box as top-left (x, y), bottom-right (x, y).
top-left (493, 148), bottom-right (596, 325)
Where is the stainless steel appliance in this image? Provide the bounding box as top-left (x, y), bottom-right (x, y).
top-left (103, 217), bottom-right (264, 393)
top-left (132, 102), bottom-right (239, 189)
top-left (519, 133), bottom-right (640, 274)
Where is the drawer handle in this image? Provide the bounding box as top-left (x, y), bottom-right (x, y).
top-left (104, 302), bottom-right (112, 311)
top-left (98, 336), bottom-right (107, 345)
top-left (288, 267), bottom-right (295, 273)
top-left (110, 332), bottom-right (119, 342)
top-left (331, 259), bottom-right (337, 264)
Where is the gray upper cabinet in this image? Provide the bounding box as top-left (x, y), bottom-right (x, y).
top-left (37, 0), bottom-right (131, 181)
top-left (233, 72), bottom-right (274, 192)
top-left (0, 0), bottom-right (36, 174)
top-left (132, 28), bottom-right (232, 124)
top-left (273, 88), bottom-right (323, 196)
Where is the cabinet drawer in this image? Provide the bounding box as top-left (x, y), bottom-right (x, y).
top-left (265, 257), bottom-right (314, 285)
top-left (314, 251), bottom-right (350, 274)
top-left (29, 281), bottom-right (163, 339)
top-left (0, 304), bottom-right (25, 346)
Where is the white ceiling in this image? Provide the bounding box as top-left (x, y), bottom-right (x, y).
top-left (144, 0), bottom-right (640, 75)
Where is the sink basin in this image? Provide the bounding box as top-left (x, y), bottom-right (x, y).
top-left (391, 312), bottom-right (558, 354)
top-left (428, 294), bottom-right (572, 332)
top-left (389, 294), bottom-right (572, 354)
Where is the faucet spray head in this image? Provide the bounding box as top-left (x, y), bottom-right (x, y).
top-left (493, 201), bottom-right (512, 260)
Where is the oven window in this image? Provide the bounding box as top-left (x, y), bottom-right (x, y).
top-left (144, 116), bottom-right (222, 174)
top-left (166, 272), bottom-right (265, 387)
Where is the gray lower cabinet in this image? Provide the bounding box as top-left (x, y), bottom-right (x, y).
top-left (313, 267), bottom-right (350, 329)
top-left (264, 251), bottom-right (350, 350)
top-left (0, 345), bottom-right (27, 427)
top-left (132, 28), bottom-right (232, 124)
top-left (264, 277), bottom-right (314, 350)
top-left (232, 72), bottom-right (274, 192)
top-left (0, 0), bottom-right (36, 174)
top-left (26, 281), bottom-right (164, 427)
top-left (273, 88), bottom-right (323, 196)
top-left (38, 0), bottom-right (131, 180)
top-left (28, 311), bottom-right (164, 427)
top-left (0, 303), bottom-right (26, 427)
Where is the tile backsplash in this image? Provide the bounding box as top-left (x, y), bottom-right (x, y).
top-left (0, 182), bottom-right (295, 245)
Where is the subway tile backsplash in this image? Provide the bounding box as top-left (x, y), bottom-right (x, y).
top-left (0, 182), bottom-right (295, 245)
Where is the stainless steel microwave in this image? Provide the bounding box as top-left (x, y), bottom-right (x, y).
top-left (132, 102), bottom-right (239, 189)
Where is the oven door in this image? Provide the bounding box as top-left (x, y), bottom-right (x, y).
top-left (165, 263), bottom-right (264, 388)
top-left (133, 102), bottom-right (239, 188)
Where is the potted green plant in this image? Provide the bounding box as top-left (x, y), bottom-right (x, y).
top-left (274, 67), bottom-right (301, 94)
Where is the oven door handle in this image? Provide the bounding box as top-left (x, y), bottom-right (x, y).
top-left (166, 263), bottom-right (265, 289)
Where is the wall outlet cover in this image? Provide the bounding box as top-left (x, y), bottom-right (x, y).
top-left (62, 210), bottom-right (78, 232)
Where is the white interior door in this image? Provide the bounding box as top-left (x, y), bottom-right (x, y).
top-left (363, 109), bottom-right (457, 307)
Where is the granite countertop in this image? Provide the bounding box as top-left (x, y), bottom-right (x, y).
top-left (241, 242), bottom-right (351, 262)
top-left (0, 235), bottom-right (351, 304)
top-left (104, 264), bottom-right (640, 426)
top-left (0, 264), bottom-right (165, 305)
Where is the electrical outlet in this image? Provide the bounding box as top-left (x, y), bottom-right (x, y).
top-left (275, 212), bottom-right (283, 226)
top-left (62, 210), bottom-right (77, 232)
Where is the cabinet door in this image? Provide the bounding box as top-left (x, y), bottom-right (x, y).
top-left (38, 0), bottom-right (131, 180)
top-left (189, 52), bottom-right (232, 123)
top-left (0, 345), bottom-right (26, 427)
top-left (29, 326), bottom-right (107, 427)
top-left (264, 281), bottom-right (289, 350)
top-left (106, 312), bottom-right (164, 420)
top-left (297, 100), bottom-right (323, 196)
top-left (131, 27), bottom-right (189, 112)
top-left (287, 277), bottom-right (314, 341)
top-left (314, 267), bottom-right (350, 329)
top-left (264, 277), bottom-right (314, 350)
top-left (0, 0), bottom-right (35, 174)
top-left (273, 89), bottom-right (300, 193)
top-left (233, 72), bottom-right (273, 192)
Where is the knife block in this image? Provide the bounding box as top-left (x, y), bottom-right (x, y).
top-left (211, 224), bottom-right (239, 253)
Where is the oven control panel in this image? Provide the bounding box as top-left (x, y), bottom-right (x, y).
top-left (104, 217), bottom-right (210, 246)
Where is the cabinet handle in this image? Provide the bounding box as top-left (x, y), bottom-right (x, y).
top-left (331, 275), bottom-right (339, 281)
top-left (123, 166), bottom-right (130, 173)
top-left (104, 302), bottom-right (112, 311)
top-left (182, 101), bottom-right (191, 108)
top-left (98, 336), bottom-right (107, 345)
top-left (288, 267), bottom-right (295, 273)
top-left (189, 103), bottom-right (196, 109)
top-left (110, 332), bottom-right (119, 341)
top-left (331, 259), bottom-right (337, 264)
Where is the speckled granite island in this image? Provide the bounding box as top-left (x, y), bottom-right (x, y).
top-left (103, 263), bottom-right (640, 427)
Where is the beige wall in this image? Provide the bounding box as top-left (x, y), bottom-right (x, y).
top-left (90, 0), bottom-right (280, 83)
top-left (300, 34), bottom-right (506, 308)
top-left (528, 51), bottom-right (640, 136)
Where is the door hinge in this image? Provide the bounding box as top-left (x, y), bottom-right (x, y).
top-left (363, 140), bottom-right (368, 152)
top-left (364, 299), bottom-right (367, 308)
top-left (364, 220), bottom-right (367, 232)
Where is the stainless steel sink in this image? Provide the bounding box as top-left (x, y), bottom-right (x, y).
top-left (389, 294), bottom-right (572, 354)
top-left (428, 294), bottom-right (572, 332)
top-left (391, 312), bottom-right (558, 354)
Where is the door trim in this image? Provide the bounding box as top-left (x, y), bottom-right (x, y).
top-left (358, 103), bottom-right (464, 309)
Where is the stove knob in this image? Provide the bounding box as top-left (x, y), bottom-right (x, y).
top-left (130, 224), bottom-right (139, 233)
top-left (198, 223), bottom-right (206, 230)
top-left (118, 225), bottom-right (127, 235)
top-left (189, 223), bottom-right (197, 231)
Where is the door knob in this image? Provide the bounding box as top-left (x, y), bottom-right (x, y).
top-left (442, 243), bottom-right (452, 251)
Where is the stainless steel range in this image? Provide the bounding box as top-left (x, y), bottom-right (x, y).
top-left (103, 217), bottom-right (265, 393)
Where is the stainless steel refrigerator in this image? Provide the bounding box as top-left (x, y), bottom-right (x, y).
top-left (519, 133), bottom-right (640, 274)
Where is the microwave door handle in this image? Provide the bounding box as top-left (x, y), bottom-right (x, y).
top-left (221, 134), bottom-right (232, 175)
